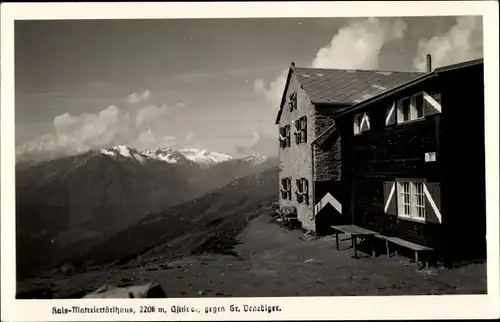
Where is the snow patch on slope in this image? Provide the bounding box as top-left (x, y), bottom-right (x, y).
top-left (240, 153), bottom-right (268, 166)
top-left (141, 148), bottom-right (180, 164)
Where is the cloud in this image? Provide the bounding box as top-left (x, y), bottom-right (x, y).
top-left (185, 132), bottom-right (196, 144)
top-left (132, 130), bottom-right (177, 150)
top-left (253, 69), bottom-right (288, 110)
top-left (127, 90), bottom-right (152, 104)
top-left (413, 16), bottom-right (483, 71)
top-left (311, 18), bottom-right (407, 69)
top-left (234, 129), bottom-right (278, 157)
top-left (16, 90), bottom-right (183, 162)
top-left (254, 18), bottom-right (407, 109)
top-left (135, 104), bottom-right (171, 127)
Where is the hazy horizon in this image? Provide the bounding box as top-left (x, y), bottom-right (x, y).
top-left (15, 16), bottom-right (483, 162)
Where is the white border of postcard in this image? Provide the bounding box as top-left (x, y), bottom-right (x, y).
top-left (2, 1), bottom-right (499, 321)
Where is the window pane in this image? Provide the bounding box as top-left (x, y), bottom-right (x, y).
top-left (400, 182), bottom-right (411, 215)
top-left (402, 99), bottom-right (410, 121)
top-left (416, 94), bottom-right (424, 118)
top-left (414, 182), bottom-right (425, 219)
top-left (353, 115), bottom-right (360, 134)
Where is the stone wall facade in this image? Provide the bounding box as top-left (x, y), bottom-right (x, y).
top-left (278, 72), bottom-right (316, 231)
top-left (313, 112), bottom-right (342, 182)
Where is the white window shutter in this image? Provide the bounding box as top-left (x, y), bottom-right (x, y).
top-left (385, 102), bottom-right (396, 126)
top-left (360, 113), bottom-right (370, 132)
top-left (424, 182), bottom-right (442, 223)
top-left (423, 91), bottom-right (442, 116)
top-left (383, 181), bottom-right (397, 215)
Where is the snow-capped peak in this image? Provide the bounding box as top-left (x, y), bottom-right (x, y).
top-left (177, 148), bottom-right (233, 167)
top-left (100, 145), bottom-right (147, 164)
top-left (141, 148), bottom-right (183, 164)
top-left (100, 145), bottom-right (233, 167)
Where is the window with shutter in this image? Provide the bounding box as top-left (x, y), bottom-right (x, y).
top-left (293, 178), bottom-right (309, 203)
top-left (393, 179), bottom-right (439, 224)
top-left (301, 117), bottom-right (307, 143)
top-left (295, 179), bottom-right (303, 203)
top-left (294, 120), bottom-right (300, 144)
top-left (394, 91), bottom-right (442, 126)
top-left (279, 127), bottom-right (285, 148)
top-left (280, 178), bottom-right (286, 199)
top-left (285, 125), bottom-right (291, 147)
top-left (289, 92), bottom-right (297, 111)
top-left (292, 116), bottom-right (308, 144)
top-left (280, 177), bottom-right (292, 200)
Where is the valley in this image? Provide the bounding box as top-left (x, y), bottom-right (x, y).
top-left (15, 145), bottom-right (277, 279)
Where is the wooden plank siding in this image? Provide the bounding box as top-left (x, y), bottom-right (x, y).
top-left (334, 62), bottom-right (485, 262)
top-left (340, 110), bottom-right (445, 252)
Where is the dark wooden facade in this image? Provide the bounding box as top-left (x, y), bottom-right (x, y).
top-left (333, 60), bottom-right (485, 263)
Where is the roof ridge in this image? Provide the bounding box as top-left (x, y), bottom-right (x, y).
top-left (293, 66), bottom-right (424, 74)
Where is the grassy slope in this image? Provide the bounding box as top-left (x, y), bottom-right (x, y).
top-left (81, 166), bottom-right (278, 266)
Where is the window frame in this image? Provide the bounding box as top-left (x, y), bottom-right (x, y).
top-left (395, 91), bottom-right (430, 125)
top-left (353, 112), bottom-right (370, 135)
top-left (395, 178), bottom-right (427, 222)
top-left (295, 116), bottom-right (307, 144)
top-left (295, 177), bottom-right (309, 204)
top-left (279, 124), bottom-right (291, 149)
top-left (280, 177), bottom-right (292, 200)
top-left (288, 92), bottom-right (297, 111)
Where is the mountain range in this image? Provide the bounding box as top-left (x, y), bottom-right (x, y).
top-left (15, 145), bottom-right (277, 279)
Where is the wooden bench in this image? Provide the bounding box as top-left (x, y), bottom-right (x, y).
top-left (331, 225), bottom-right (377, 258)
top-left (277, 212), bottom-right (299, 230)
top-left (375, 234), bottom-right (434, 269)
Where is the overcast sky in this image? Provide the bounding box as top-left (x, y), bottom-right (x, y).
top-left (15, 16), bottom-right (483, 161)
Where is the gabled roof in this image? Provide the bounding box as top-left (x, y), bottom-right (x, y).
top-left (312, 58), bottom-right (484, 144)
top-left (434, 58), bottom-right (483, 73)
top-left (275, 66), bottom-right (424, 124)
top-left (332, 58), bottom-right (484, 119)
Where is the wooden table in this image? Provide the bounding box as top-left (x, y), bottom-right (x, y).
top-left (331, 225), bottom-right (377, 258)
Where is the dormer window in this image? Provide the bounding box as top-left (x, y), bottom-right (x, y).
top-left (397, 93), bottom-right (424, 123)
top-left (354, 112), bottom-right (370, 135)
top-left (288, 92), bottom-right (297, 111)
top-left (393, 91), bottom-right (441, 125)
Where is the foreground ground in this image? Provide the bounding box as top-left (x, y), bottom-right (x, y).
top-left (17, 212), bottom-right (487, 298)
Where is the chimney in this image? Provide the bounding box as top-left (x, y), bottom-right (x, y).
top-left (426, 54), bottom-right (432, 72)
top-left (290, 61), bottom-right (295, 67)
